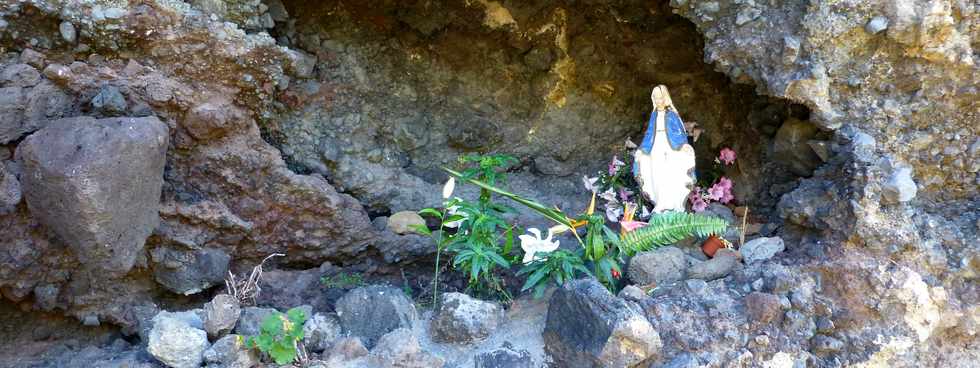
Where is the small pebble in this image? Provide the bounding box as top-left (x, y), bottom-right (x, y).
top-left (866, 16), bottom-right (889, 34)
top-left (59, 21), bottom-right (77, 44)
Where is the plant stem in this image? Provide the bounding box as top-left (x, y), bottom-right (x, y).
top-left (432, 209), bottom-right (448, 307)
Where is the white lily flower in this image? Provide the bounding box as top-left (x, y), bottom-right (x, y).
top-left (519, 228), bottom-right (560, 264)
top-left (548, 224), bottom-right (570, 235)
top-left (444, 203), bottom-right (465, 228)
top-left (442, 177), bottom-right (456, 199)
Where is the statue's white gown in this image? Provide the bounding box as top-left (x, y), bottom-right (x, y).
top-left (634, 111), bottom-right (696, 213)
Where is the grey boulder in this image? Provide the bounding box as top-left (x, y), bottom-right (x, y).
top-left (234, 307), bottom-right (278, 337)
top-left (152, 247), bottom-right (231, 295)
top-left (202, 334), bottom-right (259, 368)
top-left (321, 337), bottom-right (369, 365)
top-left (16, 116), bottom-right (168, 275)
top-left (147, 313), bottom-right (210, 368)
top-left (204, 294), bottom-right (241, 340)
top-left (475, 343), bottom-right (533, 368)
top-left (687, 248), bottom-right (738, 281)
top-left (1, 63), bottom-right (41, 87)
top-left (544, 278), bottom-right (662, 368)
top-left (370, 328), bottom-right (444, 368)
top-left (628, 246), bottom-right (688, 286)
top-left (303, 312), bottom-right (342, 353)
top-left (430, 292), bottom-right (502, 343)
top-left (335, 285), bottom-right (417, 349)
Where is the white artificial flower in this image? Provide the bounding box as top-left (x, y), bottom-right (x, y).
top-left (599, 188), bottom-right (619, 204)
top-left (519, 228), bottom-right (560, 264)
top-left (625, 138), bottom-right (638, 149)
top-left (605, 205), bottom-right (624, 223)
top-left (442, 177), bottom-right (456, 199)
top-left (582, 176), bottom-right (599, 193)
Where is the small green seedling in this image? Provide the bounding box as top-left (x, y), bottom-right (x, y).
top-left (320, 272), bottom-right (365, 289)
top-left (246, 307), bottom-right (308, 365)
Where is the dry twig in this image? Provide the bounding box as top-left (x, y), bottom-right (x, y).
top-left (225, 253), bottom-right (284, 306)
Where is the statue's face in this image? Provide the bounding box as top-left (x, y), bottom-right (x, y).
top-left (650, 85), bottom-right (673, 110)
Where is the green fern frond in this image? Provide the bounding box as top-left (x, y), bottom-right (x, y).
top-left (621, 212), bottom-right (728, 255)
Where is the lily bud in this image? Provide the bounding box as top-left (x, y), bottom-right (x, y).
top-left (442, 177), bottom-right (456, 199)
top-left (548, 224), bottom-right (570, 235)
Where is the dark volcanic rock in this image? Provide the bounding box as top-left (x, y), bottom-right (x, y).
top-left (0, 164), bottom-right (21, 215)
top-left (151, 247), bottom-right (231, 295)
top-left (16, 116), bottom-right (168, 276)
top-left (544, 279), bottom-right (662, 368)
top-left (475, 343), bottom-right (533, 368)
top-left (90, 85), bottom-right (128, 116)
top-left (335, 285), bottom-right (417, 349)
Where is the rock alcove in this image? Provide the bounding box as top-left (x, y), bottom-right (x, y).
top-left (262, 0), bottom-right (824, 224)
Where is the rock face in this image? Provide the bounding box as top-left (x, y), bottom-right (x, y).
top-left (16, 116), bottom-right (168, 275)
top-left (147, 313), bottom-right (210, 368)
top-left (335, 286), bottom-right (418, 349)
top-left (544, 279), bottom-right (662, 368)
top-left (0, 1), bottom-right (975, 367)
top-left (430, 292), bottom-right (502, 343)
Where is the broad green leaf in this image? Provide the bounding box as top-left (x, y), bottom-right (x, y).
top-left (418, 208), bottom-right (442, 217)
top-left (409, 224), bottom-right (432, 235)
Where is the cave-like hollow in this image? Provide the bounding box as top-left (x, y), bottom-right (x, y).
top-left (261, 0), bottom-right (826, 235)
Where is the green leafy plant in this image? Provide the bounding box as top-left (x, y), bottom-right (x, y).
top-left (619, 212), bottom-right (728, 254)
top-left (245, 307), bottom-right (308, 365)
top-left (416, 154), bottom-right (521, 304)
top-left (445, 166), bottom-right (728, 293)
top-left (517, 249), bottom-right (592, 298)
top-left (320, 272), bottom-right (365, 289)
top-left (444, 191), bottom-right (516, 300)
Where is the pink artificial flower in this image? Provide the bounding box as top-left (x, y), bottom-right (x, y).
top-left (707, 183), bottom-right (726, 201)
top-left (688, 188), bottom-right (703, 204)
top-left (720, 191), bottom-right (735, 204)
top-left (719, 147), bottom-right (737, 165)
top-left (716, 177), bottom-right (733, 190)
top-left (618, 187), bottom-right (632, 202)
top-left (691, 198), bottom-right (708, 212)
top-left (608, 155), bottom-right (626, 176)
top-left (620, 220), bottom-right (647, 232)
